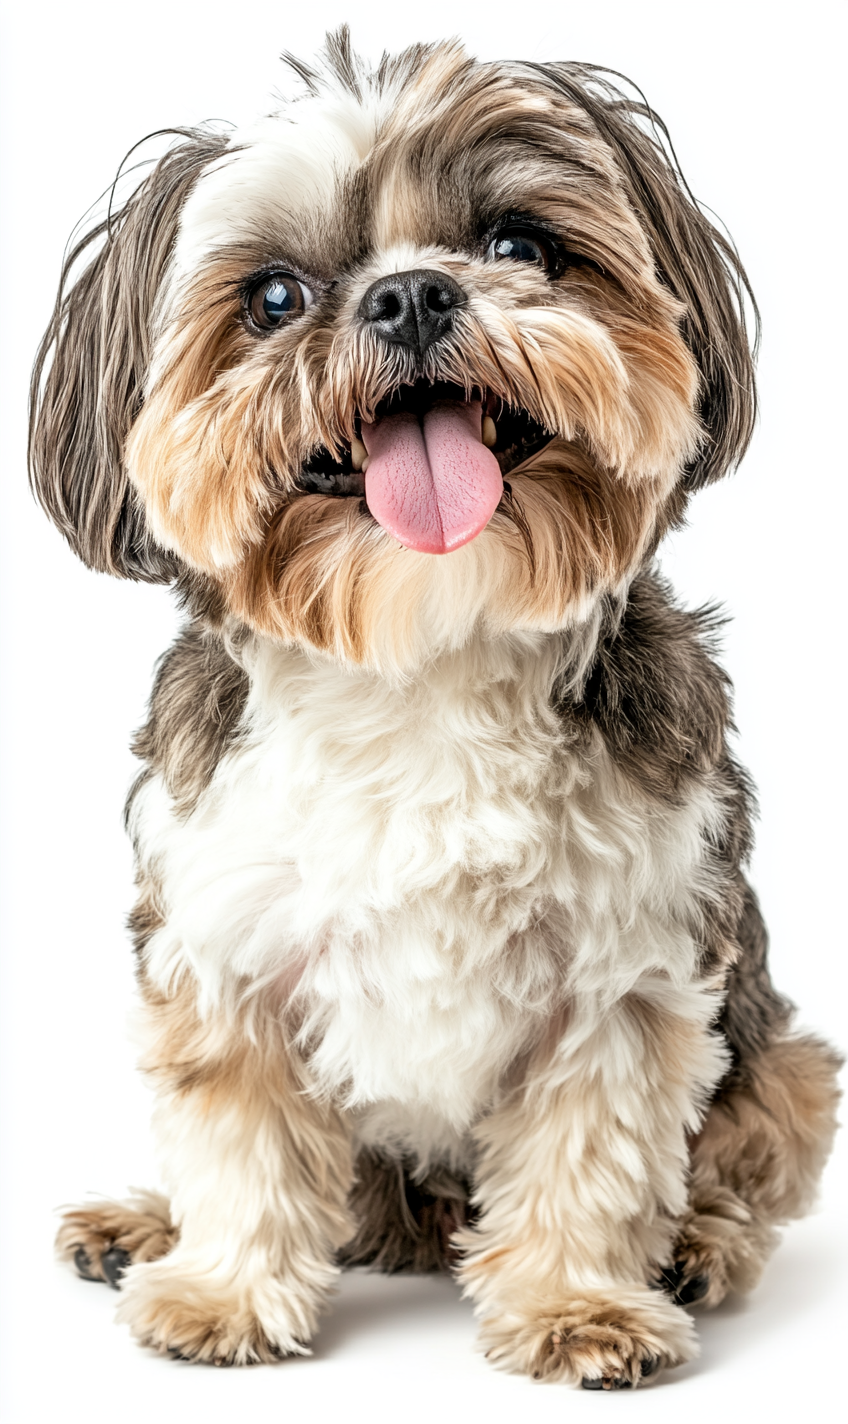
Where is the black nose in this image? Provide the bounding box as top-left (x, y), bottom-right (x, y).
top-left (358, 269), bottom-right (466, 356)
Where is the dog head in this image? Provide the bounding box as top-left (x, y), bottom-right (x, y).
top-left (30, 31), bottom-right (756, 675)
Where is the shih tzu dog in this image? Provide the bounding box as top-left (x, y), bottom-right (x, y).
top-left (31, 30), bottom-right (840, 1388)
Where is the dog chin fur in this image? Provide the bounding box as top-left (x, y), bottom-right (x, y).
top-left (36, 29), bottom-right (840, 1385)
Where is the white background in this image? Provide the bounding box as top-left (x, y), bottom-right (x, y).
top-left (1, 2), bottom-right (846, 1420)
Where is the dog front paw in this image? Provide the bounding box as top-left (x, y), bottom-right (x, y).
top-left (116, 1258), bottom-right (323, 1365)
top-left (56, 1192), bottom-right (177, 1288)
top-left (480, 1285), bottom-right (697, 1387)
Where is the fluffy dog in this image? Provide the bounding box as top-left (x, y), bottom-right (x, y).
top-left (31, 30), bottom-right (840, 1388)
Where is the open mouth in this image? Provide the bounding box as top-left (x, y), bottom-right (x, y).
top-left (297, 381), bottom-right (553, 554)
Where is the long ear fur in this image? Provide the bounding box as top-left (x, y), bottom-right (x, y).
top-left (527, 63), bottom-right (759, 488)
top-left (29, 129), bottom-right (228, 580)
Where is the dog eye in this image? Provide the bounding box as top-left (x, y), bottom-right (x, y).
top-left (247, 273), bottom-right (313, 331)
top-left (486, 232), bottom-right (552, 271)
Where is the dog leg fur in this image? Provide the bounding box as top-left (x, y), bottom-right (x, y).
top-left (664, 885), bottom-right (842, 1307)
top-left (669, 1032), bottom-right (842, 1307)
top-left (100, 977), bottom-right (354, 1363)
top-left (457, 984), bottom-right (727, 1387)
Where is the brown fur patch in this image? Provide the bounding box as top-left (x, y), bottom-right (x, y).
top-left (121, 1276), bottom-right (294, 1365)
top-left (135, 970), bottom-right (353, 1227)
top-left (673, 1032), bottom-right (842, 1306)
top-left (109, 972), bottom-right (354, 1362)
top-left (697, 1033), bottom-right (842, 1219)
top-left (56, 1192), bottom-right (177, 1279)
top-left (481, 1286), bottom-right (694, 1386)
top-left (126, 251), bottom-right (299, 572)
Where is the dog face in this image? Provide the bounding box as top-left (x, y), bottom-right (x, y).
top-left (30, 33), bottom-right (756, 675)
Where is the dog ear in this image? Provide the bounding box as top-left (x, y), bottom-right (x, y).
top-left (29, 129), bottom-right (228, 580)
top-left (528, 63), bottom-right (759, 489)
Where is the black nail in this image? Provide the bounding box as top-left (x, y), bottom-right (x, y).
top-left (676, 1272), bottom-right (709, 1305)
top-left (73, 1246), bottom-right (99, 1281)
top-left (656, 1261), bottom-right (685, 1293)
top-left (101, 1246), bottom-right (132, 1289)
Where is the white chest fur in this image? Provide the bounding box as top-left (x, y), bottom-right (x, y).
top-left (133, 631), bottom-right (723, 1167)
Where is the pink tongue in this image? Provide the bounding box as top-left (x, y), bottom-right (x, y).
top-left (362, 399), bottom-right (503, 554)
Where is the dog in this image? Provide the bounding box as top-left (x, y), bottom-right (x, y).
top-left (30, 29), bottom-right (840, 1388)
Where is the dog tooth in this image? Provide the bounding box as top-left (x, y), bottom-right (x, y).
top-left (351, 437), bottom-right (367, 471)
top-left (482, 416), bottom-right (497, 448)
top-left (361, 456), bottom-right (370, 474)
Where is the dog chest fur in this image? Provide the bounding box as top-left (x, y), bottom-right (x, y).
top-left (131, 626), bottom-right (723, 1165)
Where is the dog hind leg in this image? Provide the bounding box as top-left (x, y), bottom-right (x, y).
top-left (671, 1033), bottom-right (841, 1307)
top-left (669, 886), bottom-right (841, 1307)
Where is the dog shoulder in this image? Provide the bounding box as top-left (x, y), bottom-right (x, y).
top-left (568, 568), bottom-right (758, 979)
top-left (570, 567), bottom-right (735, 801)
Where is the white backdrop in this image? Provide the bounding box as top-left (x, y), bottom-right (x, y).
top-left (1, 2), bottom-right (845, 1420)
